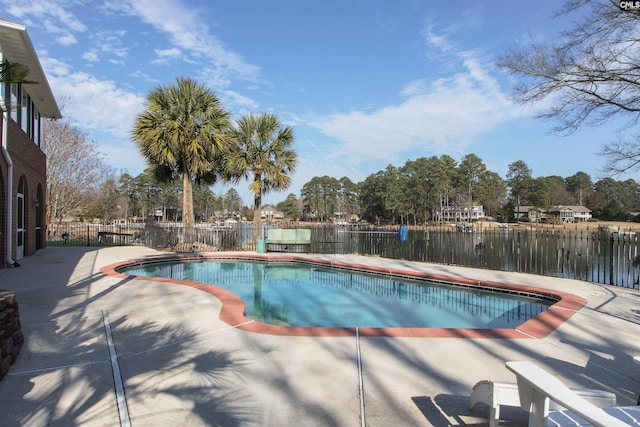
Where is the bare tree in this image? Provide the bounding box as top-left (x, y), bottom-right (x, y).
top-left (42, 119), bottom-right (108, 233)
top-left (498, 0), bottom-right (640, 173)
top-left (599, 134), bottom-right (640, 174)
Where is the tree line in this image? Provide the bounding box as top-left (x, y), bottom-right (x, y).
top-left (297, 154), bottom-right (640, 225)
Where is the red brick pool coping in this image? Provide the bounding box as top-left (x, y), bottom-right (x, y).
top-left (100, 253), bottom-right (587, 339)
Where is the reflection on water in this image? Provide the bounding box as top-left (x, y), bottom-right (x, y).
top-left (122, 260), bottom-right (551, 329)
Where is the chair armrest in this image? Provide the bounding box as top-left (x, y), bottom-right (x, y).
top-left (506, 361), bottom-right (627, 427)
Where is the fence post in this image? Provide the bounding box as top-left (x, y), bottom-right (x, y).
top-left (516, 231), bottom-right (521, 272)
top-left (610, 234), bottom-right (614, 286)
top-left (87, 225), bottom-right (90, 246)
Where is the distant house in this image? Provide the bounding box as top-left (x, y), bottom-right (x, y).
top-left (547, 205), bottom-right (592, 223)
top-left (435, 205), bottom-right (485, 222)
top-left (514, 206), bottom-right (546, 222)
top-left (261, 205), bottom-right (284, 219)
top-left (333, 211), bottom-right (360, 225)
top-left (0, 19), bottom-right (62, 267)
top-left (569, 205), bottom-right (593, 222)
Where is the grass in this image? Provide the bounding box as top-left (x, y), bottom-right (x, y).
top-left (47, 239), bottom-right (125, 247)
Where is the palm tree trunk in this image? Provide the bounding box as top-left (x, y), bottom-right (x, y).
top-left (253, 192), bottom-right (262, 243)
top-left (182, 172), bottom-right (194, 242)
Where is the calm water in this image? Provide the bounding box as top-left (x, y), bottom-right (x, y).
top-left (120, 260), bottom-right (552, 329)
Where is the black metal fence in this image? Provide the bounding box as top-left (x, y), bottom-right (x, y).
top-left (270, 223), bottom-right (640, 288)
top-left (47, 222), bottom-right (145, 246)
top-left (143, 223), bottom-right (247, 251)
top-left (47, 221), bottom-right (640, 288)
top-left (47, 222), bottom-right (249, 251)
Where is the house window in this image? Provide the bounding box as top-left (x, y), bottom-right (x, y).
top-left (4, 82), bottom-right (43, 145)
top-left (20, 90), bottom-right (28, 133)
top-left (9, 83), bottom-right (18, 122)
top-left (0, 80), bottom-right (5, 105)
top-left (33, 110), bottom-right (41, 146)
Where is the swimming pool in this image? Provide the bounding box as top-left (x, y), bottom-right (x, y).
top-left (115, 257), bottom-right (556, 330)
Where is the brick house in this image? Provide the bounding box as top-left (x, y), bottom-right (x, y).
top-left (0, 19), bottom-right (61, 267)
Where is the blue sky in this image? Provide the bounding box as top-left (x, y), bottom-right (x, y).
top-left (1, 0), bottom-right (634, 205)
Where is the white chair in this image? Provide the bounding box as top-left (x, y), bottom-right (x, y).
top-left (506, 361), bottom-right (640, 426)
top-left (469, 380), bottom-right (616, 427)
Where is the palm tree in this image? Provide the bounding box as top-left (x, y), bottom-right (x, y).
top-left (224, 113), bottom-right (297, 242)
top-left (131, 77), bottom-right (231, 241)
top-left (0, 60), bottom-right (35, 83)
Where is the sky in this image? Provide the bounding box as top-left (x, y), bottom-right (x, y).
top-left (2, 0), bottom-right (636, 206)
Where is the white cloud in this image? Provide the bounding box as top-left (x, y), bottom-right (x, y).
top-left (312, 53), bottom-right (524, 165)
top-left (82, 49), bottom-right (99, 62)
top-left (220, 89), bottom-right (260, 111)
top-left (306, 21), bottom-right (531, 168)
top-left (422, 23), bottom-right (453, 53)
top-left (56, 33), bottom-right (77, 46)
top-left (400, 79), bottom-right (429, 97)
top-left (153, 47), bottom-right (182, 63)
top-left (0, 0), bottom-right (86, 41)
top-left (128, 69), bottom-right (160, 84)
top-left (120, 0), bottom-right (261, 83)
top-left (34, 50), bottom-right (148, 175)
top-left (39, 55), bottom-right (72, 76)
top-left (86, 29), bottom-right (130, 64)
top-left (108, 46), bottom-right (129, 60)
top-left (41, 56), bottom-right (145, 140)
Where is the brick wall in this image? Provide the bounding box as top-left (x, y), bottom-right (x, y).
top-left (0, 290), bottom-right (23, 380)
top-left (0, 119), bottom-right (47, 267)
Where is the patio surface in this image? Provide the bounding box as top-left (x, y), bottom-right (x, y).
top-left (1, 246), bottom-right (640, 426)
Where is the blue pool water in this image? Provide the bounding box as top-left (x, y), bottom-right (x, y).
top-left (120, 260), bottom-right (552, 329)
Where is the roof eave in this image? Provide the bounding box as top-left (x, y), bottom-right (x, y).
top-left (0, 18), bottom-right (62, 119)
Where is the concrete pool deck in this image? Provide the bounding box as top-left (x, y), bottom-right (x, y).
top-left (0, 246), bottom-right (639, 426)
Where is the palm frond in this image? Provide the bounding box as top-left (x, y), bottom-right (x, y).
top-left (0, 61), bottom-right (36, 84)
